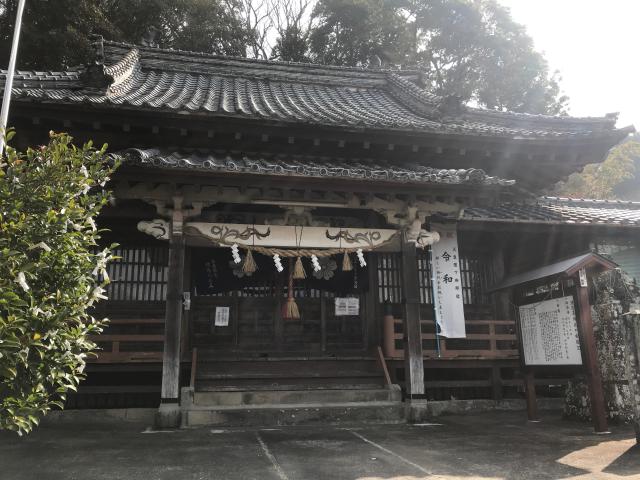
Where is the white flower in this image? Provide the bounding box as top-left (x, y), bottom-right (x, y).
top-left (82, 184), bottom-right (90, 195)
top-left (29, 241), bottom-right (51, 252)
top-left (79, 165), bottom-right (89, 178)
top-left (91, 286), bottom-right (108, 301)
top-left (16, 272), bottom-right (29, 292)
top-left (87, 217), bottom-right (97, 231)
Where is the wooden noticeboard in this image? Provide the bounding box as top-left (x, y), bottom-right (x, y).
top-left (518, 296), bottom-right (583, 366)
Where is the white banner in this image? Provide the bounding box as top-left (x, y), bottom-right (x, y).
top-left (431, 223), bottom-right (466, 338)
top-left (519, 296), bottom-right (582, 366)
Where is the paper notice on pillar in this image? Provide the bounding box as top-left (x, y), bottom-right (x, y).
top-left (431, 223), bottom-right (466, 338)
top-left (214, 306), bottom-right (230, 327)
top-left (346, 297), bottom-right (359, 316)
top-left (335, 298), bottom-right (348, 316)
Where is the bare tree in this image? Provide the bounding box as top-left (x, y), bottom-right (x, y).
top-left (270, 0), bottom-right (315, 61)
top-left (239, 0), bottom-right (276, 59)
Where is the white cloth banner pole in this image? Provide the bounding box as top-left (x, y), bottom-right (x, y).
top-left (431, 223), bottom-right (466, 338)
top-left (0, 0), bottom-right (27, 155)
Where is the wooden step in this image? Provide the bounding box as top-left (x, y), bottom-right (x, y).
top-left (194, 382), bottom-right (385, 392)
top-left (196, 359), bottom-right (380, 376)
top-left (196, 377), bottom-right (384, 391)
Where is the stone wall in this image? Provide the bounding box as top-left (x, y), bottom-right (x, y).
top-left (564, 269), bottom-right (640, 435)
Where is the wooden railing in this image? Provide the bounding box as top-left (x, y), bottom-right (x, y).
top-left (89, 318), bottom-right (165, 363)
top-left (388, 318), bottom-right (519, 360)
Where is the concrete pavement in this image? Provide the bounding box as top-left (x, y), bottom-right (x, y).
top-left (0, 411), bottom-right (637, 479)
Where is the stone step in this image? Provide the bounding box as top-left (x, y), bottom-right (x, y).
top-left (189, 386), bottom-right (401, 407)
top-left (181, 401), bottom-right (405, 427)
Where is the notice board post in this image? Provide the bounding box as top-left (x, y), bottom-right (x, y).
top-left (575, 279), bottom-right (608, 433)
top-left (490, 253), bottom-right (617, 434)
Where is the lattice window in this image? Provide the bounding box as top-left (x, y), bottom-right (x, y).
top-left (417, 251), bottom-right (433, 304)
top-left (459, 256), bottom-right (494, 305)
top-left (376, 253), bottom-right (403, 303)
top-left (376, 250), bottom-right (493, 305)
top-left (105, 246), bottom-right (169, 301)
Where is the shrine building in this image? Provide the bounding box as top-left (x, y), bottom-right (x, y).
top-left (2, 36), bottom-right (638, 428)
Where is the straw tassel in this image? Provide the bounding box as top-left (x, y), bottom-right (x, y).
top-left (342, 251), bottom-right (353, 271)
top-left (283, 295), bottom-right (300, 320)
top-left (293, 256), bottom-right (306, 279)
top-left (242, 249), bottom-right (257, 274)
top-left (282, 258), bottom-right (300, 320)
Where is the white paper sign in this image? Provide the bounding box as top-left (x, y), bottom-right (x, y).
top-left (335, 297), bottom-right (359, 316)
top-left (214, 306), bottom-right (230, 327)
top-left (335, 298), bottom-right (348, 316)
top-left (431, 223), bottom-right (466, 338)
top-left (347, 297), bottom-right (359, 316)
top-left (518, 296), bottom-right (582, 366)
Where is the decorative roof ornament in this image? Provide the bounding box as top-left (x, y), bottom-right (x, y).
top-left (368, 55), bottom-right (382, 69)
top-left (140, 26), bottom-right (160, 48)
top-left (80, 35), bottom-right (114, 90)
top-left (437, 94), bottom-right (465, 119)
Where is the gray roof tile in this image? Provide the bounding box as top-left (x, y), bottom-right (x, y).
top-left (464, 197), bottom-right (640, 227)
top-left (1, 40), bottom-right (633, 141)
top-left (116, 147), bottom-right (516, 186)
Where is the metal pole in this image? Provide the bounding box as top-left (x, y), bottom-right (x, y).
top-left (0, 0), bottom-right (27, 156)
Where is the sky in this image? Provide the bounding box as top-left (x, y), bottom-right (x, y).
top-left (498, 0), bottom-right (638, 129)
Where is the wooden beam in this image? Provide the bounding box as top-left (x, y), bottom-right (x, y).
top-left (576, 281), bottom-right (609, 433)
top-left (400, 231), bottom-right (425, 399)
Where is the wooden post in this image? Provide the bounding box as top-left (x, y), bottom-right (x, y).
top-left (626, 314), bottom-right (640, 442)
top-left (524, 370), bottom-right (539, 421)
top-left (576, 282), bottom-right (609, 433)
top-left (400, 231), bottom-right (427, 420)
top-left (491, 365), bottom-right (503, 402)
top-left (157, 202), bottom-right (186, 428)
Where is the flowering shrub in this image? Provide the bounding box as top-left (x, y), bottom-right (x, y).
top-left (0, 131), bottom-right (118, 434)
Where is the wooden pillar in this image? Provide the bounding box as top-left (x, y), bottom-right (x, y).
top-left (157, 204), bottom-right (186, 428)
top-left (400, 231), bottom-right (426, 420)
top-left (625, 314), bottom-right (640, 442)
top-left (491, 366), bottom-right (503, 402)
top-left (576, 282), bottom-right (609, 433)
top-left (524, 370), bottom-right (539, 421)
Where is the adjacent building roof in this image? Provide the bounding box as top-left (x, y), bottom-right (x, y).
top-left (464, 196), bottom-right (640, 227)
top-left (2, 37), bottom-right (633, 142)
top-left (491, 252), bottom-right (617, 291)
top-left (116, 148), bottom-right (515, 186)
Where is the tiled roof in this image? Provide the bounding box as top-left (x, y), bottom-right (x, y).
top-left (116, 148), bottom-right (516, 186)
top-left (464, 197), bottom-right (640, 227)
top-left (1, 38), bottom-right (633, 141)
